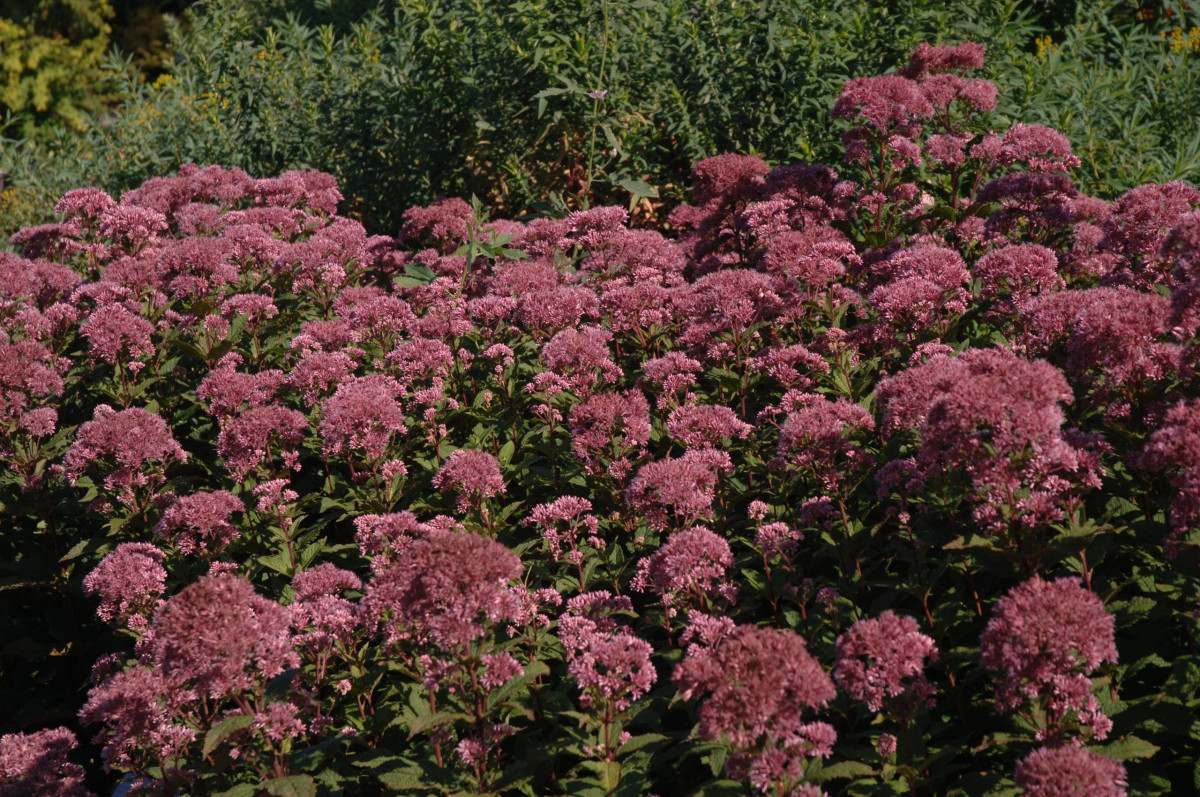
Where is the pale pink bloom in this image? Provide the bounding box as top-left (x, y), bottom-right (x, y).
top-left (667, 403), bottom-right (753, 449)
top-left (78, 303), bottom-right (155, 366)
top-left (674, 623), bottom-right (837, 772)
top-left (980, 576), bottom-right (1117, 739)
top-left (359, 529), bottom-right (523, 649)
top-left (432, 449), bottom-right (506, 513)
top-left (83, 543), bottom-right (167, 629)
top-left (625, 454), bottom-right (722, 530)
top-left (62, 405), bottom-right (187, 502)
top-left (196, 363), bottom-right (285, 418)
top-left (569, 390), bottom-right (652, 477)
top-left (148, 573), bottom-right (299, 699)
top-left (217, 404), bottom-right (308, 480)
top-left (154, 491), bottom-right (244, 556)
top-left (833, 611), bottom-right (937, 713)
top-left (320, 375), bottom-right (407, 461)
top-left (1014, 745), bottom-right (1127, 797)
top-left (253, 702), bottom-right (306, 742)
top-left (0, 727), bottom-right (93, 797)
top-left (631, 524), bottom-right (736, 614)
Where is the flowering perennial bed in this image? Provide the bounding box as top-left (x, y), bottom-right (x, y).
top-left (1, 42), bottom-right (1199, 796)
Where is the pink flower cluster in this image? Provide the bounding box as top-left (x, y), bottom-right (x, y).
top-left (631, 525), bottom-right (737, 615)
top-left (529, 496), bottom-right (604, 565)
top-left (877, 348), bottom-right (1100, 534)
top-left (980, 576), bottom-right (1118, 741)
top-left (1013, 745), bottom-right (1127, 797)
top-left (674, 622), bottom-right (836, 792)
top-left (61, 405), bottom-right (187, 508)
top-left (82, 543), bottom-right (167, 632)
top-left (359, 529), bottom-right (522, 649)
top-left (625, 452), bottom-right (724, 530)
top-left (0, 727), bottom-right (92, 797)
top-left (833, 611), bottom-right (937, 713)
top-left (558, 592), bottom-right (656, 712)
top-left (431, 449), bottom-right (506, 513)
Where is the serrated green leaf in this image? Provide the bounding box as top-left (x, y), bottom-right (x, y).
top-left (407, 710), bottom-right (470, 737)
top-left (814, 760), bottom-right (875, 781)
top-left (616, 177), bottom-right (658, 199)
top-left (212, 785), bottom-right (257, 797)
top-left (1095, 735), bottom-right (1159, 760)
top-left (203, 714), bottom-right (254, 757)
top-left (262, 775), bottom-right (317, 797)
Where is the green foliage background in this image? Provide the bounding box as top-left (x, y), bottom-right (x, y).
top-left (0, 0), bottom-right (115, 138)
top-left (3, 0), bottom-right (1200, 238)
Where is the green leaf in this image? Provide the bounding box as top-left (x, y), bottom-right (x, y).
top-left (583, 760), bottom-right (621, 792)
top-left (378, 768), bottom-right (436, 790)
top-left (59, 537), bottom-right (106, 563)
top-left (498, 439), bottom-right (516, 467)
top-left (813, 760), bottom-right (875, 781)
top-left (616, 732), bottom-right (669, 756)
top-left (258, 552), bottom-right (294, 576)
top-left (616, 177), bottom-right (658, 199)
top-left (203, 714), bottom-right (254, 757)
top-left (262, 775), bottom-right (317, 797)
top-left (212, 785), bottom-right (257, 797)
top-left (407, 710), bottom-right (470, 737)
top-left (1095, 735), bottom-right (1159, 760)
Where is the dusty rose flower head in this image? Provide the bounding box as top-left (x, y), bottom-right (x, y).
top-left (529, 496), bottom-right (603, 565)
top-left (568, 389), bottom-right (652, 478)
top-left (290, 563), bottom-right (363, 654)
top-left (516, 285), bottom-right (601, 337)
top-left (386, 337), bottom-right (453, 390)
top-left (678, 270), bottom-right (783, 356)
top-left (0, 727), bottom-right (93, 797)
top-left (1162, 209), bottom-right (1200, 281)
top-left (320, 374), bottom-right (407, 461)
top-left (154, 490), bottom-right (244, 556)
top-left (776, 395), bottom-right (875, 492)
top-left (353, 511), bottom-right (431, 568)
top-left (217, 404), bottom-right (308, 481)
top-left (148, 572), bottom-right (299, 699)
top-left (762, 226), bottom-right (859, 291)
top-left (62, 405), bottom-right (187, 504)
top-left (1020, 287), bottom-right (1177, 400)
top-left (901, 41), bottom-right (986, 78)
top-left (1100, 181), bottom-right (1200, 287)
top-left (78, 664), bottom-right (193, 775)
top-left (78, 303), bottom-right (155, 366)
top-left (630, 525), bottom-right (736, 614)
top-left (219, 293), bottom-right (278, 329)
top-left (625, 453), bottom-right (724, 530)
top-left (360, 529), bottom-right (522, 649)
top-left (667, 403), bottom-right (753, 449)
top-left (558, 592), bottom-right (656, 712)
top-left (528, 325), bottom-right (621, 396)
top-left (0, 341), bottom-right (64, 424)
top-left (876, 348), bottom-right (1100, 534)
top-left (674, 623), bottom-right (837, 790)
top-left (639, 351), bottom-right (703, 408)
top-left (82, 543), bottom-right (167, 631)
top-left (833, 611), bottom-right (938, 713)
top-left (286, 349), bottom-right (357, 407)
top-left (399, 197), bottom-right (475, 252)
top-left (196, 365), bottom-right (285, 419)
top-left (833, 74), bottom-right (933, 133)
top-left (432, 449), bottom-right (506, 513)
top-left (1139, 399), bottom-right (1200, 556)
top-left (980, 576), bottom-right (1117, 740)
top-left (1014, 745), bottom-right (1127, 797)
top-left (996, 123), bottom-right (1081, 174)
top-left (974, 243), bottom-right (1063, 305)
